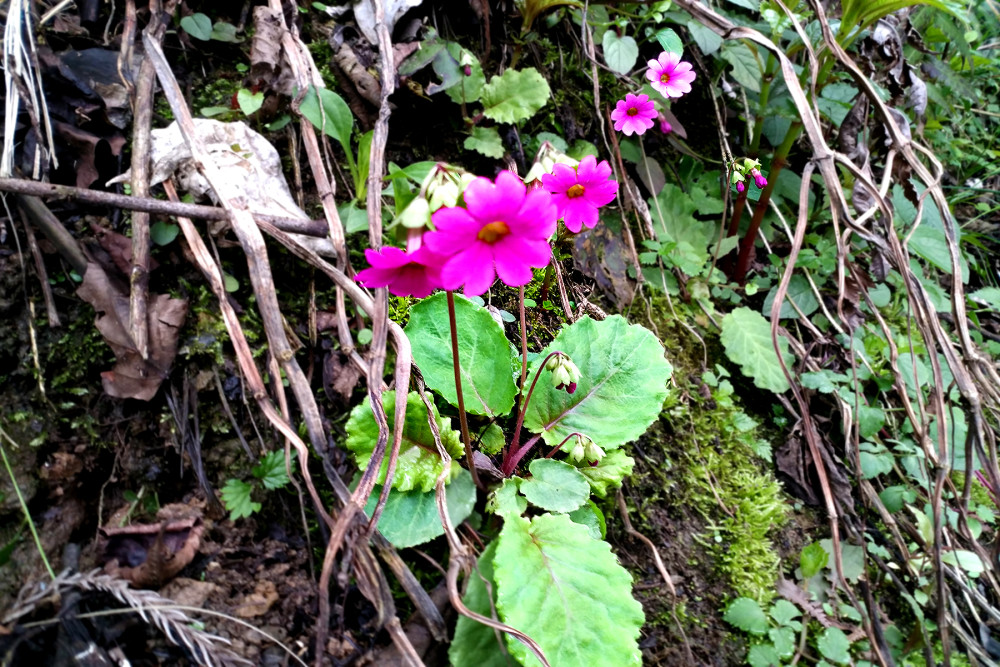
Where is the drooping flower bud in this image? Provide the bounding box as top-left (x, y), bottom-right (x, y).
top-left (545, 352), bottom-right (581, 393)
top-left (568, 439), bottom-right (586, 463)
top-left (736, 181), bottom-right (745, 194)
top-left (584, 441), bottom-right (605, 465)
top-left (751, 168), bottom-right (767, 189)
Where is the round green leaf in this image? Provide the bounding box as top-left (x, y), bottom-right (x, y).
top-left (523, 316), bottom-right (671, 450)
top-left (363, 468), bottom-right (476, 548)
top-left (817, 627), bottom-right (851, 664)
top-left (345, 390), bottom-right (463, 492)
top-left (762, 274), bottom-right (819, 319)
top-left (405, 292), bottom-right (517, 417)
top-left (519, 459), bottom-right (590, 513)
top-left (573, 449), bottom-right (634, 498)
top-left (150, 221), bottom-right (179, 246)
top-left (602, 31), bottom-right (639, 75)
top-left (480, 68), bottom-right (550, 124)
top-left (180, 13), bottom-right (212, 41)
top-left (748, 644), bottom-right (781, 667)
top-left (445, 43), bottom-right (485, 104)
top-left (724, 597), bottom-right (769, 635)
top-left (237, 88), bottom-right (264, 116)
top-left (655, 28), bottom-right (684, 55)
top-left (495, 513), bottom-right (644, 666)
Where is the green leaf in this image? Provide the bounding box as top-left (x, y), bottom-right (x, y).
top-left (720, 308), bottom-right (794, 393)
top-left (180, 13), bottom-right (212, 41)
top-left (800, 541), bottom-right (829, 578)
top-left (445, 43), bottom-right (485, 104)
top-left (747, 644), bottom-right (781, 667)
top-left (941, 549), bottom-right (985, 577)
top-left (223, 273), bottom-right (239, 293)
top-left (237, 88), bottom-right (264, 116)
top-left (299, 86), bottom-right (354, 155)
top-left (480, 68), bottom-right (550, 124)
top-left (727, 0), bottom-right (760, 9)
top-left (451, 542), bottom-right (519, 667)
top-left (686, 19), bottom-right (722, 55)
top-left (405, 293), bottom-right (517, 416)
top-left (724, 597), bottom-right (769, 635)
top-left (879, 485), bottom-right (915, 513)
top-left (721, 42), bottom-right (761, 93)
top-left (345, 390), bottom-right (463, 492)
top-left (654, 28), bottom-right (684, 55)
top-left (338, 202), bottom-right (369, 234)
top-left (602, 31), bottom-right (639, 75)
top-left (817, 627), bottom-right (851, 664)
top-left (519, 459), bottom-right (590, 513)
top-left (150, 221), bottom-right (179, 246)
top-left (524, 316), bottom-right (671, 451)
top-left (210, 22), bottom-right (242, 43)
top-left (762, 275), bottom-right (819, 319)
top-left (572, 449), bottom-right (634, 498)
top-left (841, 0), bottom-right (963, 34)
top-left (859, 442), bottom-right (893, 480)
top-left (220, 479), bottom-right (260, 520)
top-left (478, 423), bottom-right (506, 455)
top-left (648, 184), bottom-right (714, 275)
top-left (495, 513), bottom-right (644, 666)
top-left (858, 405), bottom-right (885, 439)
top-left (253, 450), bottom-right (292, 490)
top-left (969, 287), bottom-right (1000, 310)
top-left (364, 468), bottom-right (477, 548)
top-left (489, 478), bottom-right (527, 520)
top-left (770, 627), bottom-right (796, 658)
top-left (568, 500), bottom-right (606, 540)
top-left (769, 599), bottom-right (801, 627)
top-left (819, 539), bottom-right (865, 582)
top-left (464, 126), bottom-right (505, 159)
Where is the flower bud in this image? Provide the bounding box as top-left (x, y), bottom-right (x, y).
top-left (569, 440), bottom-right (586, 463)
top-left (463, 65), bottom-right (472, 76)
top-left (524, 141), bottom-right (578, 185)
top-left (584, 441), bottom-right (605, 464)
top-left (736, 181), bottom-right (745, 194)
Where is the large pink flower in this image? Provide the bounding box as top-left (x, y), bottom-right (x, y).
top-left (355, 245), bottom-right (443, 298)
top-left (541, 155), bottom-right (619, 233)
top-left (645, 51), bottom-right (696, 99)
top-left (611, 93), bottom-right (656, 136)
top-left (424, 171), bottom-right (557, 296)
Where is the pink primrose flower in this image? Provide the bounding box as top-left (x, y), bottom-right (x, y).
top-left (355, 245), bottom-right (443, 298)
top-left (611, 93), bottom-right (657, 136)
top-left (645, 51), bottom-right (696, 99)
top-left (657, 114), bottom-right (673, 135)
top-left (425, 171), bottom-right (557, 296)
top-left (751, 168), bottom-right (768, 189)
top-left (736, 181), bottom-right (745, 194)
top-left (541, 155), bottom-right (619, 233)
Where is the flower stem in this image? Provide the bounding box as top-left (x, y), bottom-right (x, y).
top-left (545, 432), bottom-right (587, 459)
top-left (446, 291), bottom-right (480, 489)
top-left (505, 434), bottom-right (542, 474)
top-left (502, 350), bottom-right (564, 476)
top-left (518, 286), bottom-right (529, 397)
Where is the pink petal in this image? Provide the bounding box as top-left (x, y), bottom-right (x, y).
top-left (495, 235), bottom-right (551, 269)
top-left (561, 197), bottom-right (599, 231)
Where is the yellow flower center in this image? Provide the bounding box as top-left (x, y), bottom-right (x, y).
top-left (627, 107), bottom-right (639, 117)
top-left (567, 184), bottom-right (585, 198)
top-left (477, 221), bottom-right (511, 243)
top-left (660, 72), bottom-right (672, 84)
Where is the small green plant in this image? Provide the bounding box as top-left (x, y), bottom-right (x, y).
top-left (221, 450), bottom-right (294, 521)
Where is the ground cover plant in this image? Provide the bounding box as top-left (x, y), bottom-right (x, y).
top-left (1, 0), bottom-right (1000, 665)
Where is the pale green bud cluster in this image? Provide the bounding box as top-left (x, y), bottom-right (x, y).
top-left (397, 163), bottom-right (477, 229)
top-left (545, 352), bottom-right (581, 394)
top-left (524, 141), bottom-right (579, 184)
top-left (567, 435), bottom-right (604, 464)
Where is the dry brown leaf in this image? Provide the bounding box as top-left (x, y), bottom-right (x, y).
top-left (101, 517), bottom-right (204, 588)
top-left (77, 262), bottom-right (187, 401)
top-left (572, 223), bottom-right (634, 309)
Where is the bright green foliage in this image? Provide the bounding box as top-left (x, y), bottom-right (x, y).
top-left (494, 513), bottom-right (644, 667)
top-left (464, 126), bottom-right (505, 159)
top-left (445, 43), bottom-right (485, 104)
top-left (220, 479), bottom-right (260, 521)
top-left (344, 390), bottom-right (463, 492)
top-left (747, 644), bottom-right (781, 667)
top-left (840, 0), bottom-right (963, 35)
top-left (655, 28), bottom-right (684, 55)
top-left (720, 308), bottom-right (794, 393)
top-left (721, 42), bottom-right (762, 93)
top-left (480, 68), bottom-right (550, 124)
top-left (363, 469), bottom-right (476, 548)
top-left (817, 627), bottom-right (851, 664)
top-left (799, 541), bottom-right (829, 578)
top-left (602, 31), bottom-right (638, 75)
top-left (253, 450), bottom-right (292, 490)
top-left (478, 424), bottom-right (506, 455)
top-left (406, 293), bottom-right (517, 417)
top-left (648, 184), bottom-right (716, 276)
top-left (568, 500), bottom-right (606, 540)
top-left (724, 597), bottom-right (769, 635)
top-left (572, 448), bottom-right (634, 498)
top-left (762, 275), bottom-right (819, 319)
top-left (523, 316), bottom-right (671, 450)
top-left (519, 459), bottom-right (590, 513)
top-left (489, 478), bottom-right (527, 520)
top-left (299, 86), bottom-right (354, 156)
top-left (236, 89), bottom-right (264, 116)
top-left (450, 542), bottom-right (516, 667)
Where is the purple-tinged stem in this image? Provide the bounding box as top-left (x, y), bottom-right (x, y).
top-left (447, 291), bottom-right (480, 489)
top-left (502, 350), bottom-right (565, 476)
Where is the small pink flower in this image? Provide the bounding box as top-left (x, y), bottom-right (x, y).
top-left (425, 171), bottom-right (557, 296)
top-left (736, 181), bottom-right (745, 194)
top-left (611, 93), bottom-right (656, 136)
top-left (751, 168), bottom-right (768, 189)
top-left (657, 114), bottom-right (673, 135)
top-left (645, 51), bottom-right (696, 99)
top-left (540, 155), bottom-right (619, 233)
top-left (355, 245), bottom-right (443, 298)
